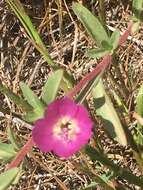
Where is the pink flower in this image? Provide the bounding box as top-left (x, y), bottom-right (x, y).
top-left (32, 97), bottom-right (93, 158)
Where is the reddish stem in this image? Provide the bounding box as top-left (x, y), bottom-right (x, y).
top-left (7, 21), bottom-right (133, 170)
top-left (68, 22), bottom-right (133, 98)
top-left (119, 22), bottom-right (133, 46)
top-left (6, 137), bottom-right (34, 170)
top-left (67, 55), bottom-right (112, 98)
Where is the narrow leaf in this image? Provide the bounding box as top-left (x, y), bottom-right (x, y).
top-left (0, 167), bottom-right (19, 190)
top-left (5, 0), bottom-right (54, 65)
top-left (86, 48), bottom-right (110, 59)
top-left (20, 82), bottom-right (44, 111)
top-left (112, 90), bottom-right (128, 114)
top-left (72, 3), bottom-right (110, 47)
top-left (136, 84), bottom-right (143, 117)
top-left (23, 110), bottom-right (43, 123)
top-left (92, 79), bottom-right (127, 145)
top-left (41, 70), bottom-right (63, 104)
top-left (132, 0), bottom-right (143, 21)
top-left (82, 175), bottom-right (115, 190)
top-left (76, 71), bottom-right (104, 104)
top-left (135, 84), bottom-right (143, 145)
top-left (0, 142), bottom-right (17, 161)
top-left (131, 21), bottom-right (140, 34)
top-left (101, 40), bottom-right (112, 50)
top-left (12, 165), bottom-right (23, 185)
top-left (85, 146), bottom-right (143, 188)
top-left (82, 181), bottom-right (98, 189)
top-left (20, 82), bottom-right (45, 121)
top-left (61, 71), bottom-right (74, 93)
top-left (110, 30), bottom-right (120, 50)
top-left (0, 82), bottom-right (32, 111)
top-left (7, 127), bottom-right (20, 151)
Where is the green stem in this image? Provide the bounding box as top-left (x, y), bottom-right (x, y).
top-left (86, 146), bottom-right (143, 188)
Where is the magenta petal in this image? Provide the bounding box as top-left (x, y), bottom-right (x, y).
top-left (76, 130), bottom-right (92, 145)
top-left (32, 97), bottom-right (93, 157)
top-left (53, 134), bottom-right (90, 158)
top-left (32, 119), bottom-right (54, 152)
top-left (53, 140), bottom-right (80, 158)
top-left (45, 99), bottom-right (61, 119)
top-left (75, 105), bottom-right (93, 131)
top-left (35, 134), bottom-right (55, 152)
top-left (58, 97), bottom-right (78, 118)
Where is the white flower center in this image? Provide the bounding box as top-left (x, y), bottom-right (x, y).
top-left (53, 117), bottom-right (80, 142)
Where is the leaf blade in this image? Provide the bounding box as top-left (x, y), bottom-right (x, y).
top-left (110, 30), bottom-right (120, 50)
top-left (135, 84), bottom-right (143, 145)
top-left (20, 82), bottom-right (44, 110)
top-left (5, 0), bottom-right (54, 65)
top-left (86, 48), bottom-right (111, 59)
top-left (92, 79), bottom-right (127, 145)
top-left (0, 82), bottom-right (32, 111)
top-left (72, 3), bottom-right (109, 47)
top-left (0, 167), bottom-right (19, 190)
top-left (132, 0), bottom-right (143, 21)
top-left (41, 70), bottom-right (64, 104)
top-left (0, 143), bottom-right (17, 161)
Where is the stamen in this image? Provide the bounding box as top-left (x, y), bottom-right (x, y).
top-left (53, 117), bottom-right (79, 141)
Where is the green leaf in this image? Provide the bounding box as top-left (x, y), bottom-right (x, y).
top-left (132, 0), bottom-right (143, 21)
top-left (110, 30), bottom-right (120, 50)
top-left (20, 82), bottom-right (44, 111)
top-left (7, 127), bottom-right (20, 151)
top-left (72, 3), bottom-right (110, 47)
top-left (85, 146), bottom-right (143, 188)
top-left (82, 175), bottom-right (115, 190)
top-left (112, 90), bottom-right (128, 114)
top-left (0, 142), bottom-right (17, 161)
top-left (12, 165), bottom-right (24, 185)
top-left (0, 82), bottom-right (32, 112)
top-left (92, 79), bottom-right (127, 145)
top-left (76, 71), bottom-right (104, 104)
top-left (135, 84), bottom-right (143, 145)
top-left (5, 0), bottom-right (54, 65)
top-left (86, 48), bottom-right (110, 59)
top-left (20, 82), bottom-right (45, 121)
top-left (136, 84), bottom-right (143, 117)
top-left (81, 182), bottom-right (98, 190)
top-left (61, 71), bottom-right (74, 93)
top-left (23, 109), bottom-right (43, 123)
top-left (41, 70), bottom-right (63, 104)
top-left (0, 167), bottom-right (19, 190)
top-left (131, 21), bottom-right (140, 34)
top-left (101, 40), bottom-right (112, 50)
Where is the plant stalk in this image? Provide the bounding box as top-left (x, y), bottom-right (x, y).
top-left (86, 146), bottom-right (143, 188)
top-left (6, 137), bottom-right (33, 170)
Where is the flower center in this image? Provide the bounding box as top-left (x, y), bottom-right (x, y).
top-left (53, 117), bottom-right (79, 142)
